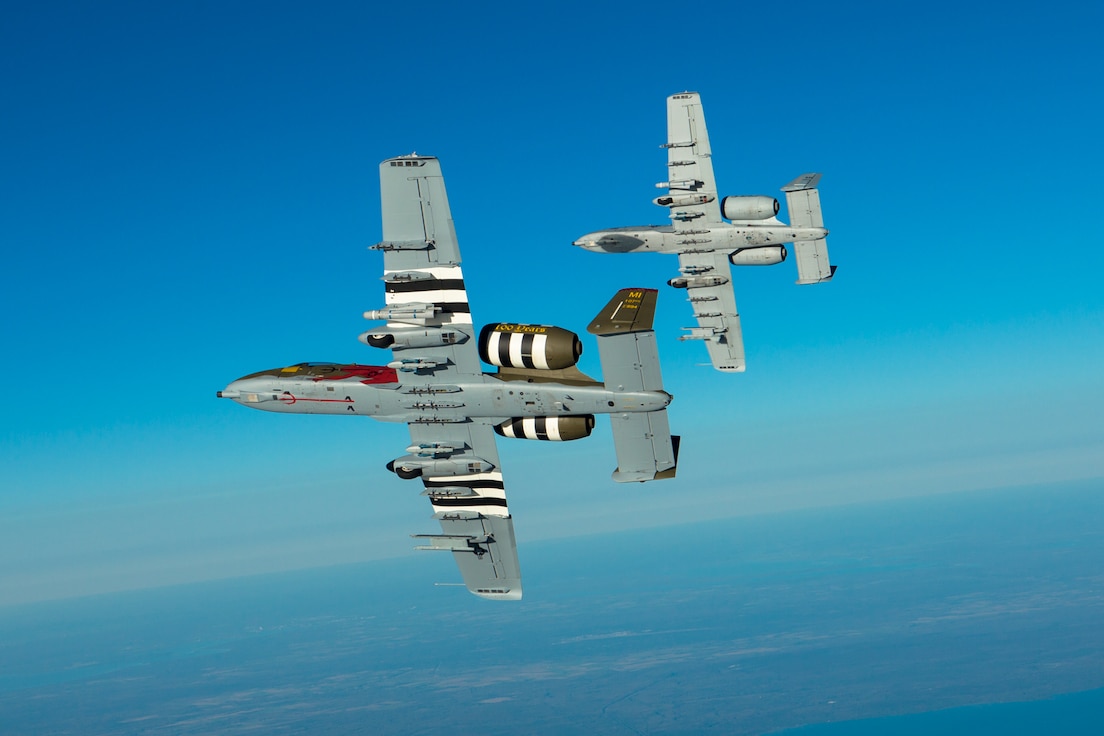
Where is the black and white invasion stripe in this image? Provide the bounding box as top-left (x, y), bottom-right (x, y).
top-left (384, 265), bottom-right (471, 325)
top-left (481, 329), bottom-right (552, 369)
top-left (496, 416), bottom-right (555, 441)
top-left (422, 470), bottom-right (509, 516)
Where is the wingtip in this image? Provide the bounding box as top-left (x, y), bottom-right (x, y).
top-left (380, 153), bottom-right (439, 168)
top-left (472, 587), bottom-right (522, 601)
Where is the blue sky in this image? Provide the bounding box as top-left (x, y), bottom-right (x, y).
top-left (2, 1), bottom-right (1102, 606)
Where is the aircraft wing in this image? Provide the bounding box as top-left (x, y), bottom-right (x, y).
top-left (407, 421), bottom-right (522, 601)
top-left (376, 155), bottom-right (521, 600)
top-left (676, 250), bottom-right (746, 372)
top-left (662, 92), bottom-right (723, 228)
top-left (664, 94), bottom-right (745, 371)
top-left (375, 155), bottom-right (481, 375)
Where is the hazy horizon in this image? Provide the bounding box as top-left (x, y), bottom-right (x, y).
top-left (3, 480), bottom-right (1101, 734)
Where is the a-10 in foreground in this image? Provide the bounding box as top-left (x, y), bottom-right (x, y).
top-left (574, 91), bottom-right (835, 373)
top-left (219, 155), bottom-right (679, 600)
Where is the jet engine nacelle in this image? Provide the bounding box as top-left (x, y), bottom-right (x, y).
top-left (721, 195), bottom-right (779, 221)
top-left (495, 415), bottom-right (595, 441)
top-left (386, 455), bottom-right (495, 480)
top-left (359, 327), bottom-right (467, 350)
top-left (729, 246), bottom-right (788, 266)
top-left (479, 323), bottom-right (583, 370)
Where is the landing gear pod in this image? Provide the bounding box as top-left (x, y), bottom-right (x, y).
top-left (495, 415), bottom-right (595, 441)
top-left (653, 193), bottom-right (715, 208)
top-left (479, 324), bottom-right (583, 370)
top-left (359, 328), bottom-right (468, 350)
top-left (387, 456), bottom-right (494, 479)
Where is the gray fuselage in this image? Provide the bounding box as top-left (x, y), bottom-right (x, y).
top-left (573, 221), bottom-right (829, 254)
top-left (218, 363), bottom-right (671, 424)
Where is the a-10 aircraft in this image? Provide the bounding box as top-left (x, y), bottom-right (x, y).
top-left (219, 155), bottom-right (679, 600)
top-left (573, 91), bottom-right (835, 373)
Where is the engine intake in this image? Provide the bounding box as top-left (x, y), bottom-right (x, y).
top-left (479, 323), bottom-right (582, 370)
top-left (495, 416), bottom-right (595, 441)
top-left (721, 195), bottom-right (779, 221)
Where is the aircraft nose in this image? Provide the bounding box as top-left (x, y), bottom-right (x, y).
top-left (575, 232), bottom-right (645, 253)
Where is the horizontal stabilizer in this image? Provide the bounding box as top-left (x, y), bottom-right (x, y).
top-left (591, 288), bottom-right (665, 392)
top-left (793, 240), bottom-right (835, 284)
top-left (597, 329), bottom-right (664, 392)
top-left (783, 174), bottom-right (835, 285)
top-left (783, 176), bottom-right (824, 228)
top-left (588, 287), bottom-right (678, 482)
top-left (610, 412), bottom-right (679, 482)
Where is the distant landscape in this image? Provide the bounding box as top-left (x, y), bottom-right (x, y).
top-left (1, 479), bottom-right (1101, 735)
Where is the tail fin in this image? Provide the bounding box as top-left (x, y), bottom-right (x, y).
top-left (587, 289), bottom-right (679, 482)
top-left (782, 173), bottom-right (836, 285)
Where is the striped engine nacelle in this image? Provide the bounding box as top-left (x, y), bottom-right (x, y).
top-left (495, 416), bottom-right (595, 441)
top-left (478, 323), bottom-right (583, 370)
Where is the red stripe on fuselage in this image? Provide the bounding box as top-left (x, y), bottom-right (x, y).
top-left (277, 364), bottom-right (397, 405)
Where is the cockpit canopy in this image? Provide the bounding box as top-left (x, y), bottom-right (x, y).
top-left (240, 362), bottom-right (397, 384)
